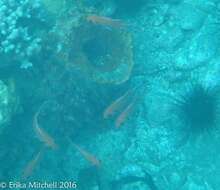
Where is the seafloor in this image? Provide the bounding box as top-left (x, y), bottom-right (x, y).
top-left (0, 0), bottom-right (220, 190)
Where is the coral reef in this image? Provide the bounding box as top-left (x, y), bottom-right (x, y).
top-left (0, 79), bottom-right (19, 133)
top-left (2, 0), bottom-right (220, 189)
top-left (0, 0), bottom-right (48, 69)
top-left (65, 19), bottom-right (134, 84)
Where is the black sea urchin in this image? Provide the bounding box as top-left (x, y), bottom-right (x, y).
top-left (176, 84), bottom-right (220, 135)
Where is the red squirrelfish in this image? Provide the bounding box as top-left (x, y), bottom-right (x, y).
top-left (87, 14), bottom-right (125, 29)
top-left (115, 98), bottom-right (137, 128)
top-left (33, 108), bottom-right (58, 150)
top-left (103, 89), bottom-right (134, 119)
top-left (69, 138), bottom-right (101, 168)
top-left (21, 148), bottom-right (44, 180)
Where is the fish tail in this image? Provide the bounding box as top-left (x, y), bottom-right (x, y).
top-left (115, 96), bottom-right (137, 128)
top-left (112, 20), bottom-right (126, 28)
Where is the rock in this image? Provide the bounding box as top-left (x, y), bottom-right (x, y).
top-left (176, 3), bottom-right (206, 31)
top-left (175, 23), bottom-right (220, 69)
top-left (153, 24), bottom-right (185, 52)
top-left (0, 79), bottom-right (19, 133)
top-left (184, 177), bottom-right (207, 190)
top-left (116, 164), bottom-right (145, 179)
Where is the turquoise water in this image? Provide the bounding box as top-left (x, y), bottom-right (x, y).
top-left (0, 0), bottom-right (220, 189)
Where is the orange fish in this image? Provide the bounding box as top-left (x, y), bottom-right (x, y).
top-left (103, 89), bottom-right (134, 119)
top-left (21, 148), bottom-right (44, 180)
top-left (87, 14), bottom-right (125, 29)
top-left (115, 98), bottom-right (137, 128)
top-left (33, 107), bottom-right (58, 150)
top-left (68, 138), bottom-right (101, 168)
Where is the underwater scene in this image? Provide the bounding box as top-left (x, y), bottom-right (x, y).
top-left (1, 0), bottom-right (220, 189)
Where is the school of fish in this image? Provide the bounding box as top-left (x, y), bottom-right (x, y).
top-left (21, 14), bottom-right (136, 181)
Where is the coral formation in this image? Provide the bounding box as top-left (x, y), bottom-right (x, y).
top-left (66, 19), bottom-right (134, 84)
top-left (0, 79), bottom-right (19, 133)
top-left (0, 0), bottom-right (47, 69)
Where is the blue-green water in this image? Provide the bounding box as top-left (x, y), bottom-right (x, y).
top-left (0, 0), bottom-right (220, 189)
